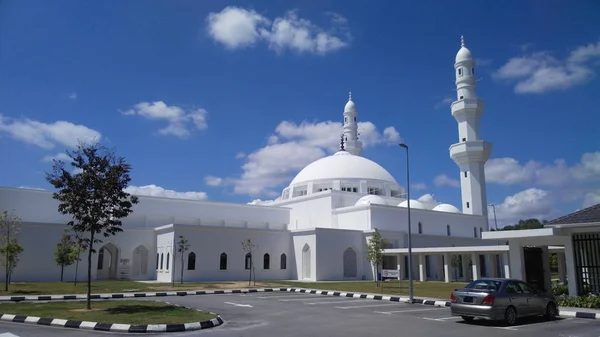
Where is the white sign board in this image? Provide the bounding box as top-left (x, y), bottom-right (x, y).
top-left (382, 269), bottom-right (400, 278)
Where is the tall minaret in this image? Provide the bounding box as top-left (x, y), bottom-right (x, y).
top-left (343, 92), bottom-right (363, 156)
top-left (449, 36), bottom-right (493, 229)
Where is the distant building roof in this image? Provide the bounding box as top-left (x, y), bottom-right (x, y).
top-left (547, 203), bottom-right (600, 226)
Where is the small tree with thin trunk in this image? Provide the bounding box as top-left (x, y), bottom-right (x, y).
top-left (54, 229), bottom-right (80, 282)
top-left (366, 228), bottom-right (388, 288)
top-left (0, 210), bottom-right (24, 291)
top-left (241, 239), bottom-right (257, 286)
top-left (46, 141), bottom-right (138, 309)
top-left (72, 230), bottom-right (87, 286)
top-left (177, 235), bottom-right (190, 284)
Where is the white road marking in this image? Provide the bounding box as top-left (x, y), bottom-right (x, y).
top-left (0, 333), bottom-right (20, 337)
top-left (335, 303), bottom-right (402, 309)
top-left (280, 297), bottom-right (339, 302)
top-left (224, 302), bottom-right (253, 308)
top-left (374, 308), bottom-right (446, 314)
top-left (492, 326), bottom-right (519, 331)
top-left (421, 316), bottom-right (461, 321)
top-left (306, 299), bottom-right (370, 305)
top-left (256, 295), bottom-right (318, 299)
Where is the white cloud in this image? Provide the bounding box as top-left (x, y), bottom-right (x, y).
top-left (206, 7), bottom-right (351, 55)
top-left (121, 101), bottom-right (208, 138)
top-left (490, 188), bottom-right (555, 227)
top-left (583, 189), bottom-right (600, 208)
top-left (68, 92), bottom-right (77, 100)
top-left (0, 114), bottom-right (101, 149)
top-left (235, 152), bottom-right (246, 159)
top-left (411, 183), bottom-right (427, 191)
top-left (485, 152), bottom-right (600, 187)
top-left (211, 119), bottom-right (401, 196)
top-left (433, 174), bottom-right (460, 188)
top-left (434, 97), bottom-right (453, 109)
top-left (204, 176), bottom-right (223, 187)
top-left (247, 197), bottom-right (281, 205)
top-left (42, 152), bottom-right (72, 163)
top-left (493, 41), bottom-right (600, 94)
top-left (417, 193), bottom-right (440, 209)
top-left (124, 184), bottom-right (208, 201)
top-left (18, 186), bottom-right (47, 191)
top-left (383, 126), bottom-right (401, 143)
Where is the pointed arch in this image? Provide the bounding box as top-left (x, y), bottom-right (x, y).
top-left (245, 253), bottom-right (252, 270)
top-left (160, 253), bottom-right (164, 270)
top-left (263, 253), bottom-right (270, 270)
top-left (188, 252), bottom-right (196, 270)
top-left (166, 252), bottom-right (170, 270)
top-left (219, 252), bottom-right (227, 270)
top-left (302, 244), bottom-right (311, 279)
top-left (280, 253), bottom-right (287, 269)
top-left (96, 243), bottom-right (120, 280)
top-left (343, 247), bottom-right (357, 278)
top-left (132, 245), bottom-right (149, 277)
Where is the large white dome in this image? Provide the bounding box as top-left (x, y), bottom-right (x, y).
top-left (355, 195), bottom-right (388, 206)
top-left (289, 151), bottom-right (398, 186)
top-left (432, 203), bottom-right (461, 213)
top-left (397, 199), bottom-right (428, 210)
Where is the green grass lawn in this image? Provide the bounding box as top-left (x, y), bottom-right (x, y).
top-left (0, 280), bottom-right (288, 296)
top-left (277, 280), bottom-right (467, 300)
top-left (0, 300), bottom-right (216, 325)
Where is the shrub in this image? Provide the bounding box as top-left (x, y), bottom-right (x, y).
top-left (557, 294), bottom-right (600, 309)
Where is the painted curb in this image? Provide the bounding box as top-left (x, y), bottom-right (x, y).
top-left (0, 302), bottom-right (224, 333)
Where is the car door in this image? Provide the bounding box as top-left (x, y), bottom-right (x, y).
top-left (518, 281), bottom-right (545, 315)
top-left (505, 281), bottom-right (529, 315)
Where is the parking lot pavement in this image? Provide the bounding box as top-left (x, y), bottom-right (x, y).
top-left (2, 291), bottom-right (600, 336)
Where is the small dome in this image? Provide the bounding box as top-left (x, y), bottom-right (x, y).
top-left (455, 36), bottom-right (473, 63)
top-left (355, 195), bottom-right (388, 206)
top-left (397, 199), bottom-right (428, 210)
top-left (432, 203), bottom-right (461, 213)
top-left (345, 100), bottom-right (356, 113)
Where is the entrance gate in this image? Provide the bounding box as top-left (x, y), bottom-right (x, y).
top-left (523, 247), bottom-right (545, 291)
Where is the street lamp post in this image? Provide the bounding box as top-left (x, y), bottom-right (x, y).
top-left (399, 143), bottom-right (413, 303)
top-left (489, 204), bottom-right (498, 231)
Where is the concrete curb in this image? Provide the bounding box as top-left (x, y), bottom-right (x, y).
top-left (0, 301), bottom-right (224, 333)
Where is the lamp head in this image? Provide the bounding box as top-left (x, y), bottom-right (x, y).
top-left (399, 143), bottom-right (408, 149)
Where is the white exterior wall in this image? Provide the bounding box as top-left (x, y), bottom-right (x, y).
top-left (156, 231), bottom-right (175, 282)
top-left (170, 225), bottom-right (292, 282)
top-left (284, 195), bottom-right (333, 230)
top-left (315, 228), bottom-right (365, 281)
top-left (292, 231), bottom-right (317, 281)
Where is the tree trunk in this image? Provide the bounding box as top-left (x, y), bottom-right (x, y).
top-left (4, 256), bottom-right (8, 292)
top-left (61, 264), bottom-right (64, 282)
top-left (74, 254), bottom-right (80, 286)
top-left (86, 232), bottom-right (94, 310)
top-left (180, 254), bottom-right (184, 284)
top-left (248, 255), bottom-right (252, 286)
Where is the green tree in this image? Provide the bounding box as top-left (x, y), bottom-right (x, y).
top-left (366, 228), bottom-right (389, 287)
top-left (497, 218), bottom-right (547, 231)
top-left (0, 210), bottom-right (24, 291)
top-left (54, 229), bottom-right (82, 282)
top-left (71, 230), bottom-right (87, 286)
top-left (46, 141), bottom-right (138, 309)
top-left (177, 235), bottom-right (190, 284)
top-left (241, 239), bottom-right (257, 286)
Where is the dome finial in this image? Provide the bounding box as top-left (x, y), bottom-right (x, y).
top-left (348, 91), bottom-right (352, 101)
top-left (461, 35), bottom-right (465, 47)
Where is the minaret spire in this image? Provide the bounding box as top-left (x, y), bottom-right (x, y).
top-left (461, 35), bottom-right (465, 47)
top-left (342, 93), bottom-right (362, 156)
top-left (449, 37), bottom-right (492, 230)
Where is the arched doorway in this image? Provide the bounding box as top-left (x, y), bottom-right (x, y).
top-left (97, 243), bottom-right (119, 280)
top-left (302, 244), bottom-right (311, 279)
top-left (343, 247), bottom-right (357, 278)
top-left (132, 245), bottom-right (149, 279)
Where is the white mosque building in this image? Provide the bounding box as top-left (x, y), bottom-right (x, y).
top-left (0, 38), bottom-right (500, 284)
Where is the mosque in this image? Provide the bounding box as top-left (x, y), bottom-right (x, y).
top-left (0, 37), bottom-right (498, 283)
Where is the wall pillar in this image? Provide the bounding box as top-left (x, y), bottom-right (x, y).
top-left (443, 253), bottom-right (450, 283)
top-left (541, 246), bottom-right (552, 292)
top-left (489, 254), bottom-right (498, 278)
top-left (471, 253), bottom-right (480, 280)
top-left (564, 235), bottom-right (578, 296)
top-left (419, 254), bottom-right (426, 282)
top-left (502, 252), bottom-right (510, 278)
top-left (557, 252), bottom-right (566, 283)
top-left (462, 255), bottom-right (470, 281)
top-left (436, 255), bottom-right (444, 281)
top-left (508, 241), bottom-right (525, 280)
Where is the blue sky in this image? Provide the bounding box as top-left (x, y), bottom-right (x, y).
top-left (0, 0), bottom-right (599, 226)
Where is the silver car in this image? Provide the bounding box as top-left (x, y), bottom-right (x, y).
top-left (450, 278), bottom-right (558, 325)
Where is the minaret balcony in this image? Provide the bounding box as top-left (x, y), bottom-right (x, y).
top-left (449, 140), bottom-right (492, 166)
top-left (451, 98), bottom-right (484, 119)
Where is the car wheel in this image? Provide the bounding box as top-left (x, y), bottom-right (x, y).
top-left (545, 302), bottom-right (557, 319)
top-left (461, 316), bottom-right (474, 322)
top-left (505, 306), bottom-right (517, 326)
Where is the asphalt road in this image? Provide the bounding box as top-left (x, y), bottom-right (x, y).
top-left (1, 292), bottom-right (599, 336)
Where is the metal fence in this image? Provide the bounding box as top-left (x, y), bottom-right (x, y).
top-left (573, 233), bottom-right (600, 295)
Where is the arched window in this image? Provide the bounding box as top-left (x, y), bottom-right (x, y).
top-left (418, 222), bottom-right (423, 234)
top-left (245, 253), bottom-right (252, 270)
top-left (97, 248), bottom-right (104, 270)
top-left (160, 253), bottom-right (164, 270)
top-left (166, 253), bottom-right (170, 270)
top-left (480, 227), bottom-right (483, 238)
top-left (343, 247), bottom-right (357, 278)
top-left (473, 227), bottom-right (477, 238)
top-left (280, 254), bottom-right (287, 269)
top-left (447, 224), bottom-right (451, 236)
top-left (188, 252), bottom-right (196, 270)
top-left (219, 252), bottom-right (227, 270)
top-left (263, 253), bottom-right (270, 270)
top-left (156, 253), bottom-right (159, 269)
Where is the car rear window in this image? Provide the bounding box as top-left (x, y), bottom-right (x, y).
top-left (465, 280), bottom-right (502, 291)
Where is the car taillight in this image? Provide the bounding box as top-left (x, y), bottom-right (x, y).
top-left (481, 295), bottom-right (495, 305)
top-left (450, 293), bottom-right (456, 302)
